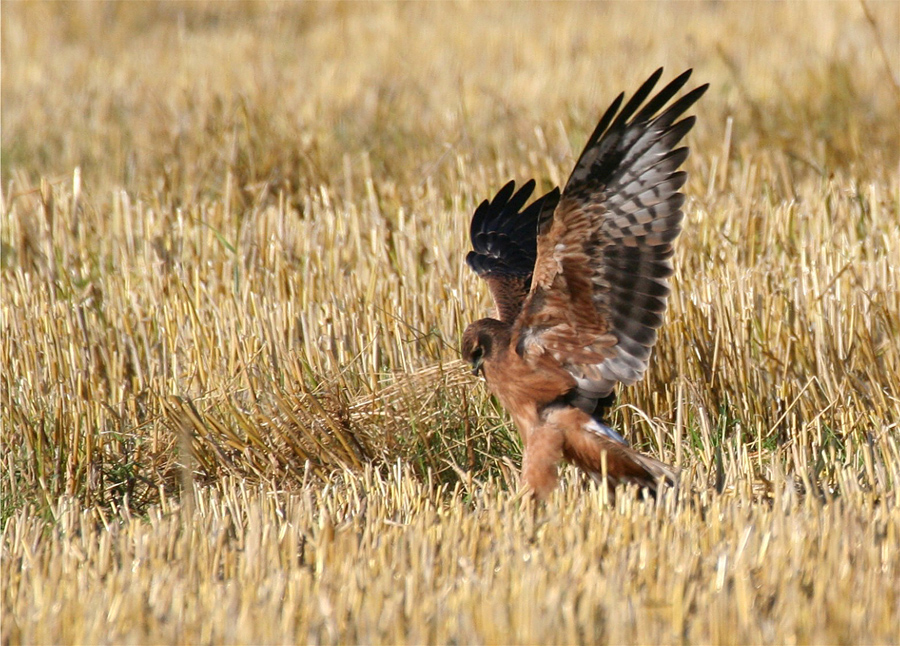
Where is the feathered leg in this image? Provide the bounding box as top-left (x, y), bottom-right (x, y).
top-left (521, 425), bottom-right (564, 500)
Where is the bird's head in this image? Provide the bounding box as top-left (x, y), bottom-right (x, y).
top-left (461, 318), bottom-right (511, 377)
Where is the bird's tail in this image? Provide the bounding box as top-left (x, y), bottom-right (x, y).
top-left (628, 451), bottom-right (678, 497)
top-left (565, 425), bottom-right (678, 499)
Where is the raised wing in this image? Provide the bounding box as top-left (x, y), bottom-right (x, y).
top-left (515, 68), bottom-right (708, 410)
top-left (467, 179), bottom-right (560, 323)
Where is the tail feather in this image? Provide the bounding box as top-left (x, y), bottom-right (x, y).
top-left (563, 423), bottom-right (677, 497)
top-left (629, 451), bottom-right (678, 495)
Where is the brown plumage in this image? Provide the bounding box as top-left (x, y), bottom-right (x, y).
top-left (462, 69), bottom-right (707, 500)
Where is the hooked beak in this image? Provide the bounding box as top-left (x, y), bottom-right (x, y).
top-left (471, 357), bottom-right (484, 377)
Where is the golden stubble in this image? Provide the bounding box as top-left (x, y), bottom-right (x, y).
top-left (2, 2), bottom-right (898, 643)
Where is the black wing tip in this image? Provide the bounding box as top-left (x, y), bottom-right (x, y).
top-left (467, 178), bottom-right (562, 278)
top-left (470, 179), bottom-right (529, 242)
top-left (670, 67), bottom-right (693, 83)
top-left (612, 67), bottom-right (704, 127)
top-left (469, 177), bottom-right (558, 240)
top-left (672, 83), bottom-right (710, 112)
top-left (566, 68), bottom-right (707, 192)
top-left (492, 179), bottom-right (518, 208)
top-left (484, 179), bottom-right (535, 215)
top-left (619, 68), bottom-right (690, 119)
top-left (518, 178), bottom-right (537, 193)
top-left (658, 68), bottom-right (695, 88)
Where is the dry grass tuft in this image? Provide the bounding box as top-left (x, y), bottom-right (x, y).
top-left (2, 1), bottom-right (899, 643)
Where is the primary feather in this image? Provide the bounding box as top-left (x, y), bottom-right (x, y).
top-left (517, 68), bottom-right (708, 416)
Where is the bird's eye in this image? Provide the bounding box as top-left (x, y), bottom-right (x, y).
top-left (471, 347), bottom-right (483, 362)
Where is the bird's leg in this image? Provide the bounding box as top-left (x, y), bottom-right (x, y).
top-left (521, 425), bottom-right (564, 500)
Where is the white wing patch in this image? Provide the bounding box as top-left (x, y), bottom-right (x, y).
top-left (585, 417), bottom-right (628, 446)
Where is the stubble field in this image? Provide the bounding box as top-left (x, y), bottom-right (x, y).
top-left (2, 1), bottom-right (899, 643)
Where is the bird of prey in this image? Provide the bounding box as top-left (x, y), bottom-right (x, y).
top-left (461, 69), bottom-right (707, 500)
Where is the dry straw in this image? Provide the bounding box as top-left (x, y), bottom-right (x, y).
top-left (2, 2), bottom-right (899, 643)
